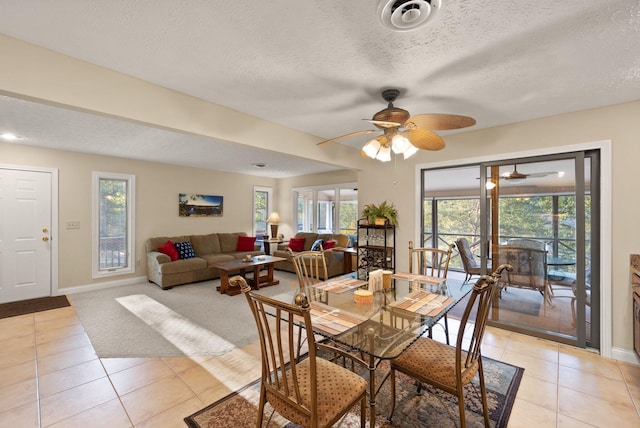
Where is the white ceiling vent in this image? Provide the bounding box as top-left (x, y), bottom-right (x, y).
top-left (377, 0), bottom-right (442, 32)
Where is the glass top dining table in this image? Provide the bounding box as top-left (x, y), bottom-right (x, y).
top-left (262, 272), bottom-right (473, 426)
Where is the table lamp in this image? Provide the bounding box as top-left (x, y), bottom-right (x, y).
top-left (267, 212), bottom-right (281, 239)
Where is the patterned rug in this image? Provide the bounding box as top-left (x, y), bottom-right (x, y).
top-left (0, 295), bottom-right (70, 319)
top-left (184, 356), bottom-right (523, 428)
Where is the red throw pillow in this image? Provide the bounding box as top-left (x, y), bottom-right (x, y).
top-left (157, 240), bottom-right (179, 261)
top-left (288, 237), bottom-right (306, 252)
top-left (236, 235), bottom-right (257, 252)
top-left (324, 239), bottom-right (337, 249)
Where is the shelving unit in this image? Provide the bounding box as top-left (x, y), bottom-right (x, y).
top-left (356, 218), bottom-right (396, 280)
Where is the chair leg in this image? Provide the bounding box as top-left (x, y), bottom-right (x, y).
top-left (478, 359), bottom-right (490, 427)
top-left (458, 384), bottom-right (467, 428)
top-left (388, 369), bottom-right (397, 421)
top-left (257, 384), bottom-right (267, 428)
top-left (443, 314), bottom-right (450, 345)
top-left (360, 395), bottom-right (366, 428)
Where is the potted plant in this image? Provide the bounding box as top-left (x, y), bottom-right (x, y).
top-left (362, 201), bottom-right (398, 226)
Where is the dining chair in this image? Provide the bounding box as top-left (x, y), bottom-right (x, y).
top-left (388, 265), bottom-right (512, 428)
top-left (408, 241), bottom-right (455, 344)
top-left (455, 237), bottom-right (492, 282)
top-left (290, 249), bottom-right (329, 287)
top-left (232, 275), bottom-right (368, 428)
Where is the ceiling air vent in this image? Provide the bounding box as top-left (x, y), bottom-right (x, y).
top-left (377, 0), bottom-right (442, 32)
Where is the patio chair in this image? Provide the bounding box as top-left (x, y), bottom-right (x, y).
top-left (387, 265), bottom-right (511, 428)
top-left (494, 245), bottom-right (553, 314)
top-left (455, 238), bottom-right (491, 282)
top-left (233, 276), bottom-right (368, 428)
top-left (408, 241), bottom-right (455, 344)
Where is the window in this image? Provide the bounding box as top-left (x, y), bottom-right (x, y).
top-left (92, 172), bottom-right (135, 278)
top-left (253, 186), bottom-right (272, 237)
top-left (293, 184), bottom-right (357, 238)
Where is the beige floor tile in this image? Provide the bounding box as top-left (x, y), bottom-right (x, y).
top-left (559, 345), bottom-right (623, 381)
top-left (119, 375), bottom-right (196, 425)
top-left (161, 356), bottom-right (211, 374)
top-left (0, 343), bottom-right (35, 370)
top-left (134, 396), bottom-right (204, 428)
top-left (0, 359), bottom-right (36, 388)
top-left (40, 377), bottom-right (118, 427)
top-left (502, 349), bottom-right (559, 383)
top-left (509, 398), bottom-right (557, 427)
top-left (517, 372), bottom-right (558, 411)
top-left (35, 332), bottom-right (92, 358)
top-left (558, 365), bottom-right (632, 403)
top-left (0, 400), bottom-right (39, 428)
top-left (37, 344), bottom-right (97, 376)
top-left (34, 306), bottom-right (78, 323)
top-left (100, 357), bottom-right (153, 375)
top-left (0, 317), bottom-right (35, 341)
top-left (46, 398), bottom-right (132, 428)
top-left (506, 333), bottom-right (560, 364)
top-left (38, 359), bottom-right (107, 397)
top-left (34, 313), bottom-right (81, 333)
top-left (173, 361), bottom-right (224, 396)
top-left (36, 322), bottom-right (86, 345)
top-left (480, 342), bottom-right (505, 361)
top-left (109, 359), bottom-right (175, 396)
top-left (558, 385), bottom-right (640, 427)
top-left (0, 377), bottom-right (37, 414)
top-left (482, 327), bottom-right (512, 349)
top-left (557, 413), bottom-right (598, 427)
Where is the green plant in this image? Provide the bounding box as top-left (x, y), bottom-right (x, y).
top-left (362, 201), bottom-right (398, 226)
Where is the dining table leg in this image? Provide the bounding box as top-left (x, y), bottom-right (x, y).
top-left (366, 328), bottom-right (376, 427)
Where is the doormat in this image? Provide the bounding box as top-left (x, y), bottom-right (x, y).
top-left (0, 295), bottom-right (71, 319)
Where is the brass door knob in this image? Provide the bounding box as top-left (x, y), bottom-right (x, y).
top-left (42, 236), bottom-right (49, 241)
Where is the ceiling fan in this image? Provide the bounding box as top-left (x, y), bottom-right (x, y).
top-left (501, 164), bottom-right (560, 181)
top-left (317, 89), bottom-right (476, 161)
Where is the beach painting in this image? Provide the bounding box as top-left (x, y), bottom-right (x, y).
top-left (179, 193), bottom-right (223, 217)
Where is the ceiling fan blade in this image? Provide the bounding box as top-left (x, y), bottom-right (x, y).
top-left (526, 171), bottom-right (558, 178)
top-left (317, 129), bottom-right (377, 146)
top-left (405, 114), bottom-right (476, 131)
top-left (362, 119), bottom-right (403, 128)
top-left (402, 129), bottom-right (445, 151)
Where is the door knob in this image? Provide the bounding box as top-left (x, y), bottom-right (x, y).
top-left (42, 236), bottom-right (49, 241)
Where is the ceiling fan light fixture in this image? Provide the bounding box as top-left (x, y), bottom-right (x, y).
top-left (402, 143), bottom-right (419, 159)
top-left (362, 139), bottom-right (381, 158)
top-left (378, 0), bottom-right (442, 32)
top-left (391, 134), bottom-right (410, 153)
top-left (376, 145), bottom-right (392, 162)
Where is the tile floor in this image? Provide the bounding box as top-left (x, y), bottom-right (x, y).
top-left (0, 299), bottom-right (639, 427)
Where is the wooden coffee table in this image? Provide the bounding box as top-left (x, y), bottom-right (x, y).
top-left (212, 255), bottom-right (286, 295)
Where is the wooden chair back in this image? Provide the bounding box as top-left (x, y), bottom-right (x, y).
top-left (290, 249), bottom-right (329, 287)
top-left (408, 241), bottom-right (454, 278)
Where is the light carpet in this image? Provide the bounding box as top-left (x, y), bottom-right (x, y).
top-left (69, 273), bottom-right (299, 358)
top-left (185, 357), bottom-right (523, 428)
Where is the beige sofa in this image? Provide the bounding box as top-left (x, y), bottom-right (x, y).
top-left (146, 232), bottom-right (264, 289)
top-left (273, 232), bottom-right (351, 279)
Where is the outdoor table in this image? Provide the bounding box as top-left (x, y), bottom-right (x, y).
top-left (262, 273), bottom-right (472, 427)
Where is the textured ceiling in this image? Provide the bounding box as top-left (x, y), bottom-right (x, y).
top-left (0, 0), bottom-right (639, 177)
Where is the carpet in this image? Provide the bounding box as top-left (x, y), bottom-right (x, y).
top-left (184, 357), bottom-right (523, 428)
top-left (69, 275), bottom-right (298, 358)
top-left (0, 295), bottom-right (70, 319)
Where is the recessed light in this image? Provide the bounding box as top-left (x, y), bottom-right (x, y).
top-left (252, 163), bottom-right (267, 168)
top-left (1, 132), bottom-right (22, 141)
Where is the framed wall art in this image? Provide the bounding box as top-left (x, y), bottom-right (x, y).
top-left (179, 193), bottom-right (223, 217)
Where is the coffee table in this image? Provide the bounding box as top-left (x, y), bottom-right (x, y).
top-left (212, 255), bottom-right (286, 295)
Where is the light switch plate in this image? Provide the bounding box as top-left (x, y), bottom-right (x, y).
top-left (66, 221), bottom-right (80, 229)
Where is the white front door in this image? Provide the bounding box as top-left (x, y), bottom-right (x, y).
top-left (0, 168), bottom-right (52, 303)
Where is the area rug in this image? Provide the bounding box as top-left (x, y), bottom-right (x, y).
top-left (184, 357), bottom-right (523, 428)
top-left (68, 274), bottom-right (298, 358)
top-left (0, 295), bottom-right (70, 319)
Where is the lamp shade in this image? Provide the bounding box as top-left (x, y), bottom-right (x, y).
top-left (267, 212), bottom-right (281, 223)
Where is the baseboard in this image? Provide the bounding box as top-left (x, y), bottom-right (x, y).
top-left (59, 275), bottom-right (148, 295)
top-left (611, 346), bottom-right (640, 365)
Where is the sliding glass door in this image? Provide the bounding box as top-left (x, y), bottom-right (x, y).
top-left (421, 152), bottom-right (599, 348)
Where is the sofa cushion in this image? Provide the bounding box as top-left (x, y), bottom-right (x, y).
top-left (190, 233), bottom-right (221, 256)
top-left (159, 257), bottom-right (207, 274)
top-left (310, 239), bottom-right (324, 251)
top-left (157, 240), bottom-right (179, 261)
top-left (324, 239), bottom-right (337, 249)
top-left (218, 233), bottom-right (246, 253)
top-left (237, 235), bottom-right (256, 251)
top-left (288, 237), bottom-right (306, 252)
top-left (174, 241), bottom-right (196, 259)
